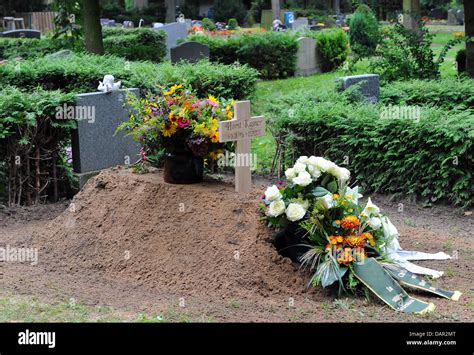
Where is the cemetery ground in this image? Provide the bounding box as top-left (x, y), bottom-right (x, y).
top-left (0, 169), bottom-right (472, 322)
top-left (0, 25), bottom-right (472, 323)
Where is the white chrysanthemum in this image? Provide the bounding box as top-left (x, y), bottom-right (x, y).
top-left (296, 156), bottom-right (309, 164)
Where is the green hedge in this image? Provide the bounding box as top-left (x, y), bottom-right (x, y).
top-left (380, 78), bottom-right (474, 112)
top-left (0, 28), bottom-right (167, 63)
top-left (303, 28), bottom-right (350, 72)
top-left (0, 54), bottom-right (259, 99)
top-left (187, 32), bottom-right (298, 79)
top-left (0, 37), bottom-right (64, 60)
top-left (102, 28), bottom-right (167, 63)
top-left (0, 86), bottom-right (76, 204)
top-left (267, 89), bottom-right (474, 208)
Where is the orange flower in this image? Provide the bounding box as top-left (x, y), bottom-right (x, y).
top-left (344, 234), bottom-right (366, 248)
top-left (341, 215), bottom-right (360, 230)
top-left (361, 232), bottom-right (375, 246)
top-left (337, 247), bottom-right (354, 265)
top-left (329, 235), bottom-right (343, 245)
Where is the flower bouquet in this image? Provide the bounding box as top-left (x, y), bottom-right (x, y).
top-left (260, 156), bottom-right (462, 314)
top-left (116, 85), bottom-right (233, 183)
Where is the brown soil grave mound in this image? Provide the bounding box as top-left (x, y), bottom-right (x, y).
top-left (35, 168), bottom-right (309, 300)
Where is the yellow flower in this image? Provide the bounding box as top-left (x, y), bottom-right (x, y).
top-left (209, 118), bottom-right (219, 131)
top-left (208, 95), bottom-right (219, 107)
top-left (164, 84), bottom-right (183, 96)
top-left (341, 215), bottom-right (361, 230)
top-left (209, 129), bottom-right (219, 143)
top-left (209, 149), bottom-right (224, 160)
top-left (161, 122), bottom-right (177, 137)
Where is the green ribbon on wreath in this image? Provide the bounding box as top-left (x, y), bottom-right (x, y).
top-left (352, 258), bottom-right (436, 314)
top-left (382, 263), bottom-right (462, 301)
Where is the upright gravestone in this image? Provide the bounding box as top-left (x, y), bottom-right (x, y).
top-left (292, 17), bottom-right (308, 30)
top-left (337, 74), bottom-right (380, 103)
top-left (71, 89), bottom-right (140, 186)
top-left (159, 22), bottom-right (188, 57)
top-left (170, 42), bottom-right (209, 64)
top-left (1, 29), bottom-right (41, 38)
top-left (295, 37), bottom-right (319, 76)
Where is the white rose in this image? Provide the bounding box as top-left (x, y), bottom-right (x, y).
top-left (308, 156), bottom-right (333, 172)
top-left (292, 171), bottom-right (312, 186)
top-left (319, 194), bottom-right (334, 209)
top-left (307, 164), bottom-right (322, 179)
top-left (293, 162), bottom-right (307, 173)
top-left (285, 168), bottom-right (296, 181)
top-left (285, 203), bottom-right (307, 222)
top-left (297, 156), bottom-right (309, 164)
top-left (338, 167), bottom-right (351, 183)
top-left (268, 200), bottom-right (286, 217)
top-left (264, 185), bottom-right (282, 202)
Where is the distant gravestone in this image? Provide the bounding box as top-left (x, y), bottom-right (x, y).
top-left (160, 22), bottom-right (188, 57)
top-left (45, 49), bottom-right (74, 59)
top-left (295, 37), bottom-right (319, 76)
top-left (1, 29), bottom-right (41, 38)
top-left (71, 89), bottom-right (140, 180)
top-left (170, 41), bottom-right (209, 64)
top-left (447, 10), bottom-right (458, 25)
top-left (337, 74), bottom-right (380, 103)
top-left (292, 17), bottom-right (308, 30)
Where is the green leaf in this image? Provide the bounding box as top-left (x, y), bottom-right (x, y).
top-left (312, 186), bottom-right (330, 198)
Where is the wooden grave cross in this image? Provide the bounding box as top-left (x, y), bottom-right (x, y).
top-left (218, 100), bottom-right (265, 193)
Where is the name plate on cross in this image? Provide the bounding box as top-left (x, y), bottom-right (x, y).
top-left (218, 101), bottom-right (265, 193)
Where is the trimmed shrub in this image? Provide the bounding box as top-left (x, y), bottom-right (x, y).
top-left (380, 78), bottom-right (474, 112)
top-left (202, 18), bottom-right (217, 31)
top-left (228, 18), bottom-right (238, 30)
top-left (305, 28), bottom-right (349, 72)
top-left (187, 32), bottom-right (298, 79)
top-left (0, 54), bottom-right (259, 99)
top-left (267, 89), bottom-right (474, 208)
top-left (102, 28), bottom-right (167, 62)
top-left (0, 37), bottom-right (67, 60)
top-left (349, 4), bottom-right (380, 57)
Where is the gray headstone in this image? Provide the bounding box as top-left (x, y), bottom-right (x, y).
top-left (159, 22), bottom-right (188, 57)
top-left (1, 29), bottom-right (41, 38)
top-left (292, 17), bottom-right (308, 30)
top-left (170, 41), bottom-right (209, 64)
top-left (295, 37), bottom-right (319, 76)
top-left (71, 89), bottom-right (140, 173)
top-left (337, 74), bottom-right (380, 103)
top-left (45, 49), bottom-right (74, 59)
top-left (447, 10), bottom-right (458, 25)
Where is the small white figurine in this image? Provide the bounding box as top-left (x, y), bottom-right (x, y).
top-left (97, 75), bottom-right (121, 93)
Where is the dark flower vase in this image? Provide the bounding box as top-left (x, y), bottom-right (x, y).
top-left (163, 151), bottom-right (203, 184)
top-left (274, 225), bottom-right (310, 263)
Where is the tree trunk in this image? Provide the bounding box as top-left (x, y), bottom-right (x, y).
top-left (403, 0), bottom-right (421, 33)
top-left (465, 0), bottom-right (474, 77)
top-left (271, 0), bottom-right (280, 21)
top-left (333, 0), bottom-right (341, 14)
top-left (165, 0), bottom-right (176, 23)
top-left (83, 0), bottom-right (104, 55)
